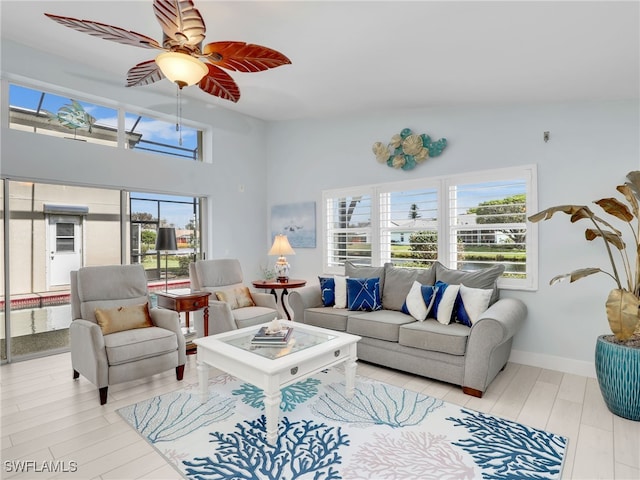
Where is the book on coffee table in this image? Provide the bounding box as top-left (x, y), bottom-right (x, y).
top-left (251, 326), bottom-right (293, 346)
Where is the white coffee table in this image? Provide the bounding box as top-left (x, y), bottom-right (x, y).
top-left (193, 320), bottom-right (361, 444)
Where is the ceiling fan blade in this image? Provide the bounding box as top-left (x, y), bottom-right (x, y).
top-left (44, 13), bottom-right (162, 50)
top-left (127, 60), bottom-right (165, 87)
top-left (198, 64), bottom-right (241, 103)
top-left (203, 41), bottom-right (292, 72)
top-left (153, 0), bottom-right (206, 48)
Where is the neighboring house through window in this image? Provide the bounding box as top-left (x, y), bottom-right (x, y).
top-left (323, 165), bottom-right (537, 290)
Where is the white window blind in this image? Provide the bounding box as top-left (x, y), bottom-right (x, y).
top-left (379, 185), bottom-right (439, 269)
top-left (447, 174), bottom-right (531, 288)
top-left (323, 190), bottom-right (373, 270)
top-left (322, 165), bottom-right (537, 290)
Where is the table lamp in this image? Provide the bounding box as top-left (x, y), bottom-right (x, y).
top-left (156, 227), bottom-right (177, 291)
top-left (269, 234), bottom-right (295, 282)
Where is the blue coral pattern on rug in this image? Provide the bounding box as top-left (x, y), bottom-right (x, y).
top-left (118, 370), bottom-right (568, 480)
top-left (184, 415), bottom-right (349, 480)
top-left (447, 409), bottom-right (567, 480)
top-left (232, 377), bottom-right (321, 412)
top-left (312, 381), bottom-right (444, 428)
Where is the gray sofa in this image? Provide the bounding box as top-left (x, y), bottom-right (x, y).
top-left (288, 261), bottom-right (526, 397)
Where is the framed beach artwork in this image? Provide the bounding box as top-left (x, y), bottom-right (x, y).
top-left (271, 202), bottom-right (316, 248)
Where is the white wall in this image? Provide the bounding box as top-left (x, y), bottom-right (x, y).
top-left (1, 40), bottom-right (271, 278)
top-left (3, 39), bottom-right (640, 377)
top-left (265, 101), bottom-right (640, 376)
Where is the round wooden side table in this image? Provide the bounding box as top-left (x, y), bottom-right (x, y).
top-left (252, 279), bottom-right (307, 320)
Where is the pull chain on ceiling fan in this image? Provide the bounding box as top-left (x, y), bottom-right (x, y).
top-left (45, 0), bottom-right (291, 138)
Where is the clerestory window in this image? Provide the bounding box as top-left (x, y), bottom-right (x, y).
top-left (8, 83), bottom-right (203, 161)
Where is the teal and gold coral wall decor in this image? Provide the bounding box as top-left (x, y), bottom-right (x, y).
top-left (372, 128), bottom-right (447, 170)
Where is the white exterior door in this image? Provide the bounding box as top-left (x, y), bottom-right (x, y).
top-left (48, 215), bottom-right (82, 286)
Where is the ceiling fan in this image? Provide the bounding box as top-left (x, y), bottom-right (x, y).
top-left (45, 0), bottom-right (291, 103)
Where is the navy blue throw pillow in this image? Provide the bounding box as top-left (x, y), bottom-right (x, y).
top-left (319, 276), bottom-right (335, 307)
top-left (346, 277), bottom-right (382, 311)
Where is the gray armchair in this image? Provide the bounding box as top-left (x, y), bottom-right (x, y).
top-left (189, 259), bottom-right (278, 334)
top-left (70, 264), bottom-right (186, 405)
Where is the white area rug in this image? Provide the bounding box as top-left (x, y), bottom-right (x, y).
top-left (118, 369), bottom-right (567, 480)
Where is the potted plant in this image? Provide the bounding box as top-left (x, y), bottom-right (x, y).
top-left (528, 171), bottom-right (640, 421)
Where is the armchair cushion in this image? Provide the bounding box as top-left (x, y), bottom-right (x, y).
top-left (103, 327), bottom-right (178, 366)
top-left (94, 303), bottom-right (153, 335)
top-left (195, 259), bottom-right (243, 287)
top-left (233, 306), bottom-right (278, 329)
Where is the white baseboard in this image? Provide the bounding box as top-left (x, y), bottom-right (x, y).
top-left (509, 349), bottom-right (596, 378)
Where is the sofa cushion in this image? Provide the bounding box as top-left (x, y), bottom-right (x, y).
top-left (346, 310), bottom-right (415, 342)
top-left (345, 262), bottom-right (385, 293)
top-left (347, 277), bottom-right (382, 311)
top-left (454, 284), bottom-right (493, 327)
top-left (319, 276), bottom-right (335, 306)
top-left (94, 303), bottom-right (153, 335)
top-left (382, 263), bottom-right (436, 311)
top-left (434, 262), bottom-right (504, 304)
top-left (399, 319), bottom-right (470, 356)
top-left (103, 326), bottom-right (177, 365)
top-left (304, 307), bottom-right (354, 331)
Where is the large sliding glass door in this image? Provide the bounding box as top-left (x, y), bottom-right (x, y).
top-left (130, 193), bottom-right (200, 285)
top-left (0, 180), bottom-right (203, 362)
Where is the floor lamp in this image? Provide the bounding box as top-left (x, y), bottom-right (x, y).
top-left (156, 227), bottom-right (177, 292)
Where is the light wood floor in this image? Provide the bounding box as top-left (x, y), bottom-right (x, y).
top-left (1, 353), bottom-right (638, 479)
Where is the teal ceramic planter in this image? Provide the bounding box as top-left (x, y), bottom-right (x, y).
top-left (595, 335), bottom-right (640, 421)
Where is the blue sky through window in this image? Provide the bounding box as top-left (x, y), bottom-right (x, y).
top-left (332, 179), bottom-right (526, 225)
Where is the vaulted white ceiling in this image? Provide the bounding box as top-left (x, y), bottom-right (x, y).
top-left (2, 1), bottom-right (638, 122)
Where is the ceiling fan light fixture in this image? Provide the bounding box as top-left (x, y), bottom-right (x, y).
top-left (155, 52), bottom-right (208, 88)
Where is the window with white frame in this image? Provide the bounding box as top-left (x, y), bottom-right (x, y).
top-left (322, 165), bottom-right (537, 290)
top-left (8, 83), bottom-right (203, 161)
top-left (323, 188), bottom-right (373, 267)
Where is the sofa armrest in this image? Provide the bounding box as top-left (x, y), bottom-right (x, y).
top-left (149, 308), bottom-right (186, 365)
top-left (474, 297), bottom-right (527, 341)
top-left (463, 298), bottom-right (527, 393)
top-left (70, 319), bottom-right (108, 388)
top-left (288, 285), bottom-right (323, 322)
top-left (252, 291), bottom-right (278, 309)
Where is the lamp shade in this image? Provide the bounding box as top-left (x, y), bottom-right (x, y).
top-left (268, 235), bottom-right (295, 256)
top-left (155, 52), bottom-right (208, 88)
top-left (156, 227), bottom-right (177, 252)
